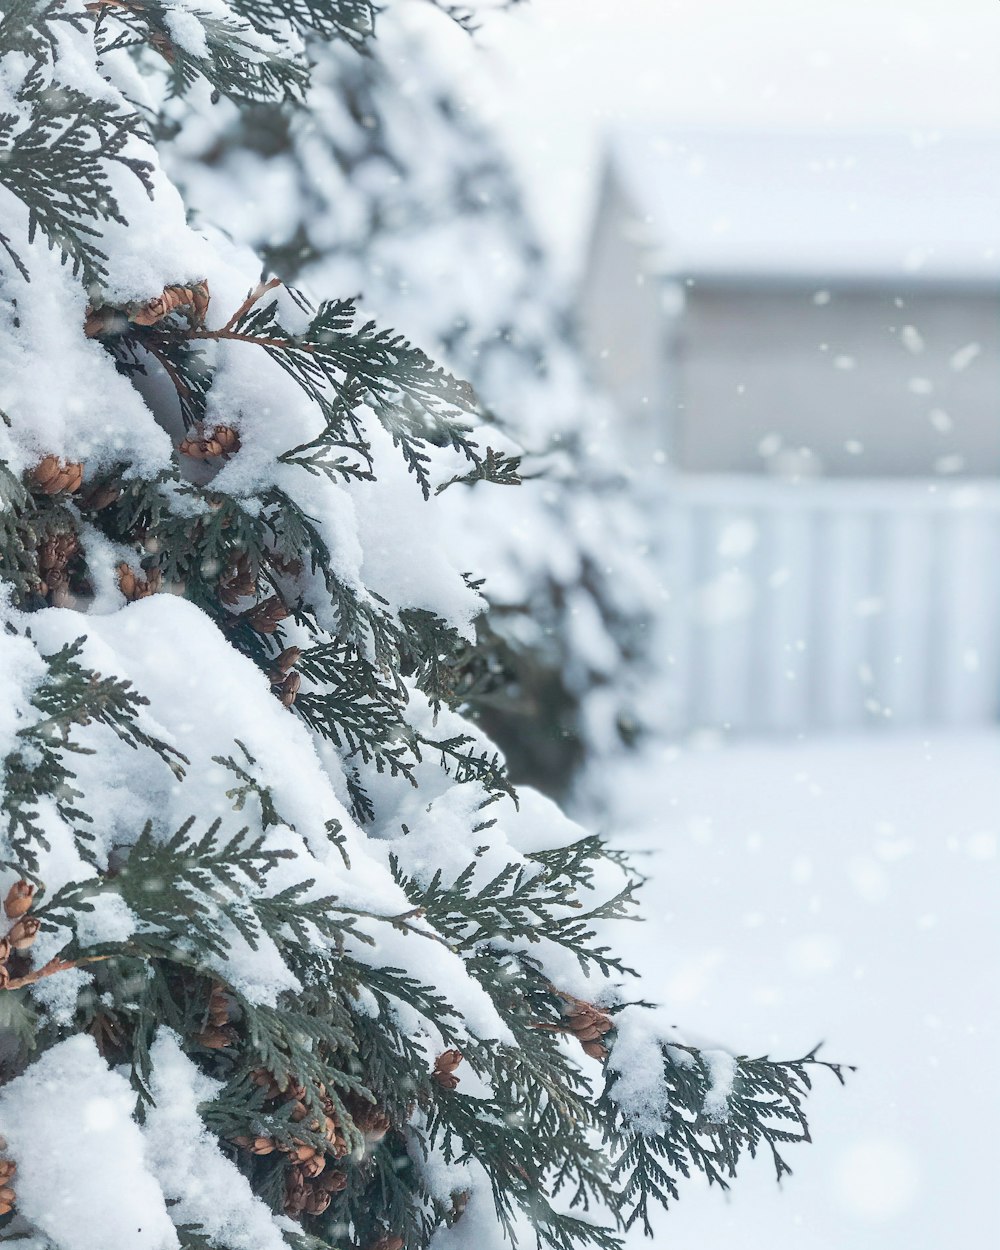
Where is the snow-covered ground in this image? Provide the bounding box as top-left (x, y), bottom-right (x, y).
top-left (590, 731), bottom-right (1000, 1249)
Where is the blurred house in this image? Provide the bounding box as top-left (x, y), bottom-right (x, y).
top-left (581, 130), bottom-right (1000, 733)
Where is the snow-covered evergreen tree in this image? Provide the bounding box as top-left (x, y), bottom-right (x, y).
top-left (168, 3), bottom-right (657, 795)
top-left (0, 3), bottom-right (844, 1248)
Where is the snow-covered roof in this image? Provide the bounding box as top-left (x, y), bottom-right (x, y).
top-left (608, 129), bottom-right (1000, 284)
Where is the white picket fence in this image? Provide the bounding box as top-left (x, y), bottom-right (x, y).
top-left (657, 474), bottom-right (1000, 734)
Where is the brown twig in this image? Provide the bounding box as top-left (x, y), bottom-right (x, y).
top-left (4, 952), bottom-right (113, 992)
top-left (220, 277), bottom-right (283, 334)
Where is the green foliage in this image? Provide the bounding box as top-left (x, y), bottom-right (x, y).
top-left (2, 637), bottom-right (183, 875)
top-left (0, 2), bottom-right (842, 1248)
top-left (601, 1041), bottom-right (852, 1236)
top-left (0, 1), bottom-right (155, 283)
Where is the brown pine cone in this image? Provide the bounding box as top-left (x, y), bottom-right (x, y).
top-left (8, 916), bottom-right (39, 951)
top-left (273, 671), bottom-right (301, 708)
top-left (0, 1184), bottom-right (14, 1216)
top-left (30, 455), bottom-right (83, 495)
top-left (556, 992), bottom-right (614, 1058)
top-left (117, 563), bottom-right (162, 602)
top-left (38, 532), bottom-right (79, 580)
top-left (130, 282), bottom-right (210, 328)
top-left (300, 1153), bottom-right (326, 1180)
top-left (284, 1164), bottom-right (308, 1217)
top-left (244, 595), bottom-right (290, 634)
top-left (83, 305), bottom-right (125, 338)
top-left (324, 1116), bottom-right (349, 1158)
top-left (218, 551), bottom-right (256, 605)
top-left (353, 1106), bottom-right (391, 1145)
top-left (83, 481), bottom-right (122, 511)
top-left (179, 424), bottom-right (241, 460)
top-left (194, 1025), bottom-right (234, 1050)
top-left (316, 1168), bottom-right (348, 1194)
top-left (232, 1135), bottom-right (277, 1156)
top-left (268, 552), bottom-right (303, 577)
top-left (272, 645), bottom-right (303, 675)
top-left (3, 881), bottom-right (34, 921)
top-left (207, 983), bottom-right (230, 1028)
top-left (432, 1049), bottom-right (463, 1091)
top-left (368, 1237), bottom-right (405, 1250)
top-left (251, 1068), bottom-right (283, 1101)
top-left (581, 1040), bottom-right (609, 1061)
top-left (303, 1188), bottom-right (332, 1216)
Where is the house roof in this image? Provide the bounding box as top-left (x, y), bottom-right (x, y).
top-left (608, 129), bottom-right (1000, 285)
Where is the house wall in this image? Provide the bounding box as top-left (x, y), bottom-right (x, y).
top-left (675, 281), bottom-right (1000, 475)
top-left (578, 171), bottom-right (674, 465)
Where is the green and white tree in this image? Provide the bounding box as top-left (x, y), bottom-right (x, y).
top-left (0, 4), bottom-right (845, 1249)
top-left (168, 1), bottom-right (658, 796)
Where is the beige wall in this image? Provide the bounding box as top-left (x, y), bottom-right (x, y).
top-left (578, 173), bottom-right (673, 465)
top-left (675, 282), bottom-right (1000, 475)
top-left (581, 179), bottom-right (1000, 476)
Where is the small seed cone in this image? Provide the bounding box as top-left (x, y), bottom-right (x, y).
top-left (269, 553), bottom-right (303, 577)
top-left (274, 671), bottom-right (301, 708)
top-left (130, 282), bottom-right (210, 328)
top-left (207, 983), bottom-right (230, 1027)
top-left (273, 646), bottom-right (302, 675)
top-left (179, 423), bottom-right (241, 460)
top-left (300, 1153), bottom-right (326, 1180)
top-left (8, 916), bottom-right (39, 951)
top-left (556, 991), bottom-right (614, 1058)
top-left (30, 455), bottom-right (83, 495)
top-left (324, 1116), bottom-right (349, 1158)
top-left (581, 1040), bottom-right (609, 1060)
top-left (195, 1025), bottom-right (233, 1050)
top-left (368, 1237), bottom-right (405, 1250)
top-left (317, 1167), bottom-right (348, 1194)
top-left (244, 595), bottom-right (290, 635)
top-left (232, 1134), bottom-right (277, 1156)
top-left (284, 1164), bottom-right (308, 1216)
top-left (117, 563), bottom-right (162, 601)
top-left (354, 1106), bottom-right (391, 1144)
top-left (38, 533), bottom-right (79, 585)
top-left (84, 481), bottom-right (121, 511)
top-left (4, 881), bottom-right (34, 920)
top-left (303, 1188), bottom-right (332, 1216)
top-left (251, 1068), bottom-right (283, 1100)
top-left (432, 1049), bottom-right (463, 1090)
top-left (218, 552), bottom-right (256, 605)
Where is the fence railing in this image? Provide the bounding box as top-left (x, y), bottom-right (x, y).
top-left (657, 474), bottom-right (1000, 733)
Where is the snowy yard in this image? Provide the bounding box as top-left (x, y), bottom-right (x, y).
top-left (592, 731), bottom-right (1000, 1249)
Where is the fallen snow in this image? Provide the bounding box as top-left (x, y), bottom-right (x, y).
top-left (588, 730), bottom-right (1000, 1249)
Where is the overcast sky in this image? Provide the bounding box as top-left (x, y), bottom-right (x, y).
top-left (460, 0), bottom-right (1000, 272)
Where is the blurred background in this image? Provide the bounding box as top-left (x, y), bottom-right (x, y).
top-left (175, 1), bottom-right (1000, 1245)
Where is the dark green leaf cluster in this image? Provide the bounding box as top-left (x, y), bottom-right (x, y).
top-left (77, 281), bottom-right (518, 822)
top-left (0, 0), bottom-right (379, 282)
top-left (0, 2), bottom-right (154, 284)
top-left (391, 836), bottom-right (636, 978)
top-left (600, 1041), bottom-right (853, 1236)
top-left (2, 635), bottom-right (183, 875)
